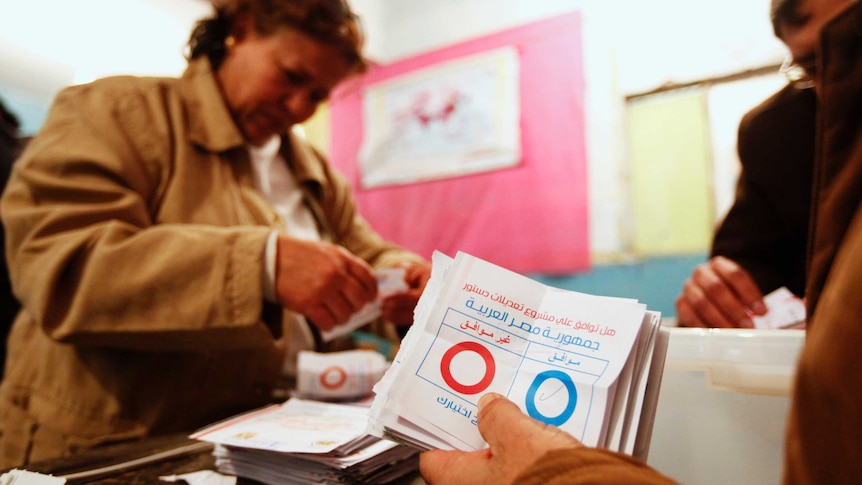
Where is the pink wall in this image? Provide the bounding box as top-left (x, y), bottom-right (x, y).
top-left (329, 11), bottom-right (589, 274)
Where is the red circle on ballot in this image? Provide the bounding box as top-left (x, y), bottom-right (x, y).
top-left (440, 341), bottom-right (496, 394)
top-left (319, 366), bottom-right (347, 390)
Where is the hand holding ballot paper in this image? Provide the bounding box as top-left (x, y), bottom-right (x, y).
top-left (320, 267), bottom-right (410, 342)
top-left (419, 391), bottom-right (676, 485)
top-left (751, 287), bottom-right (806, 330)
top-left (419, 392), bottom-right (583, 485)
top-left (368, 251), bottom-right (669, 459)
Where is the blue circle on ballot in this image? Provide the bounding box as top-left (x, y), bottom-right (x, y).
top-left (524, 370), bottom-right (578, 426)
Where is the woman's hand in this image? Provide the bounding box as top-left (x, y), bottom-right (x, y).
top-left (274, 236), bottom-right (377, 331)
top-left (381, 260), bottom-right (431, 326)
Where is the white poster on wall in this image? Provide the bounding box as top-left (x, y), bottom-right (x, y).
top-left (358, 46), bottom-right (521, 188)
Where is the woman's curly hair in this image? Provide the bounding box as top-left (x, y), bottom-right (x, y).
top-left (186, 0), bottom-right (367, 72)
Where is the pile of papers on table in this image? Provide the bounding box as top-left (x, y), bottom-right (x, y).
top-left (367, 250), bottom-right (670, 460)
top-left (191, 398), bottom-right (418, 484)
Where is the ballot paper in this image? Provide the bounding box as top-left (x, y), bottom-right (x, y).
top-left (751, 287), bottom-right (806, 329)
top-left (320, 267), bottom-right (409, 342)
top-left (295, 349), bottom-right (389, 401)
top-left (367, 251), bottom-right (669, 460)
top-left (0, 469), bottom-right (66, 484)
top-left (190, 398), bottom-right (418, 485)
top-left (159, 470), bottom-right (236, 485)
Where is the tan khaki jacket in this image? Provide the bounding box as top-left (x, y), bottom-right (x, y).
top-left (0, 56), bottom-right (419, 464)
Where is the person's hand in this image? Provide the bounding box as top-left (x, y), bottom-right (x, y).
top-left (675, 256), bottom-right (767, 328)
top-left (381, 260), bottom-right (431, 326)
top-left (419, 393), bottom-right (581, 485)
top-left (274, 236), bottom-right (377, 332)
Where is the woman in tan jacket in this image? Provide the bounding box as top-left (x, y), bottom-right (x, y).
top-left (0, 0), bottom-right (429, 467)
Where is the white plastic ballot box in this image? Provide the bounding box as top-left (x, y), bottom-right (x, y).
top-left (647, 327), bottom-right (805, 485)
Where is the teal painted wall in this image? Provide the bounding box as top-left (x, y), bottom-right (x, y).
top-left (1, 91), bottom-right (48, 137)
top-left (530, 253), bottom-right (708, 318)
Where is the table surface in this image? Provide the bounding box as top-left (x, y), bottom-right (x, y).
top-left (5, 433), bottom-right (426, 484)
top-left (5, 434), bottom-right (219, 484)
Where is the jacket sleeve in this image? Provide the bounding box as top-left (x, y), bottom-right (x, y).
top-left (0, 82), bottom-right (277, 352)
top-left (711, 163), bottom-right (791, 293)
top-left (313, 148), bottom-right (426, 269)
top-left (710, 86), bottom-right (814, 298)
top-left (710, 107), bottom-right (807, 296)
top-left (513, 448), bottom-right (679, 485)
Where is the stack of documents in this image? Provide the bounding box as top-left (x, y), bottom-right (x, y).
top-left (367, 251), bottom-right (670, 460)
top-left (191, 398), bottom-right (418, 484)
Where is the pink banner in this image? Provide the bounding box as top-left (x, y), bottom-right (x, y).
top-left (329, 11), bottom-right (589, 274)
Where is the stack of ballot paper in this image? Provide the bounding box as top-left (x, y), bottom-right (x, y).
top-left (191, 398), bottom-right (418, 484)
top-left (367, 251), bottom-right (670, 460)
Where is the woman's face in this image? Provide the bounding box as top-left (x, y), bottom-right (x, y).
top-left (217, 25), bottom-right (353, 146)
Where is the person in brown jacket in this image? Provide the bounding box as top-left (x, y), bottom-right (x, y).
top-left (0, 0), bottom-right (429, 468)
top-left (676, 5), bottom-right (818, 329)
top-left (675, 86), bottom-right (816, 328)
top-left (420, 0), bottom-right (862, 483)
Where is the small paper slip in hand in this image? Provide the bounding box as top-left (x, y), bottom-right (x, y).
top-left (320, 267), bottom-right (408, 342)
top-left (366, 250), bottom-right (669, 461)
top-left (752, 287), bottom-right (806, 329)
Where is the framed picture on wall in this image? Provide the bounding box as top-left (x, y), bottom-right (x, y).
top-left (358, 47), bottom-right (521, 188)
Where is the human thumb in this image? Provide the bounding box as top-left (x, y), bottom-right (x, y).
top-left (477, 392), bottom-right (581, 452)
top-left (475, 393), bottom-right (534, 445)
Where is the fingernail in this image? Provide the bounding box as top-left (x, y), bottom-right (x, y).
top-left (750, 301), bottom-right (767, 315)
top-left (479, 393), bottom-right (502, 407)
top-left (738, 317), bottom-right (755, 329)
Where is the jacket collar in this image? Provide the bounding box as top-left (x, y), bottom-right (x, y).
top-left (179, 56), bottom-right (246, 153)
top-left (178, 57), bottom-right (329, 194)
top-left (283, 129), bottom-right (327, 190)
